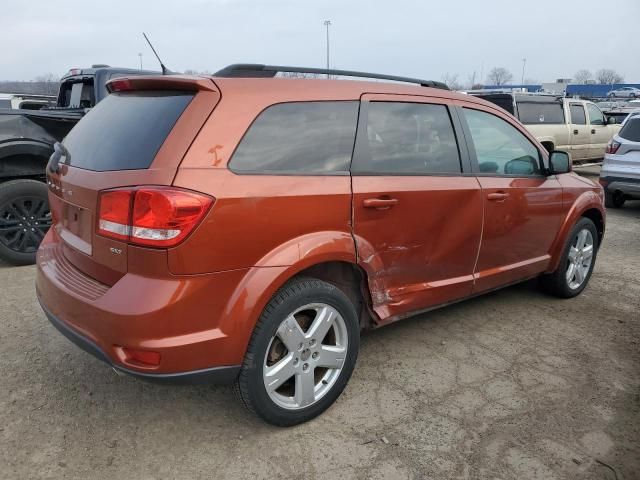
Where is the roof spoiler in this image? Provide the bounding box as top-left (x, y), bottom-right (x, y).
top-left (106, 75), bottom-right (217, 93)
top-left (214, 64), bottom-right (449, 90)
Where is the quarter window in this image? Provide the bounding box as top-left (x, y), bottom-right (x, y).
top-left (586, 104), bottom-right (605, 126)
top-left (463, 108), bottom-right (541, 176)
top-left (570, 104), bottom-right (587, 125)
top-left (230, 101), bottom-right (358, 174)
top-left (352, 102), bottom-right (461, 174)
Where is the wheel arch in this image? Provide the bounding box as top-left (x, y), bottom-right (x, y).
top-left (546, 192), bottom-right (605, 273)
top-left (222, 252), bottom-right (378, 363)
top-left (0, 141), bottom-right (52, 180)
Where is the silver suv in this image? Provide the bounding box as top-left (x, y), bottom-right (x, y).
top-left (600, 114), bottom-right (640, 208)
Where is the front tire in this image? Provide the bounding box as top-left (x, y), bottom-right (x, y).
top-left (540, 217), bottom-right (598, 298)
top-left (235, 277), bottom-right (360, 426)
top-left (0, 179), bottom-right (51, 266)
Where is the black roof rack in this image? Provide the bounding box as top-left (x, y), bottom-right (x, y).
top-left (214, 64), bottom-right (449, 90)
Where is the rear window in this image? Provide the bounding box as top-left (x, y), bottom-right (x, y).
top-left (63, 91), bottom-right (193, 171)
top-left (619, 118), bottom-right (640, 142)
top-left (229, 101), bottom-right (359, 174)
top-left (517, 102), bottom-right (565, 124)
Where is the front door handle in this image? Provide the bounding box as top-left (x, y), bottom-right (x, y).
top-left (363, 198), bottom-right (398, 209)
top-left (573, 129), bottom-right (579, 135)
top-left (487, 192), bottom-right (509, 201)
top-left (591, 129), bottom-right (596, 134)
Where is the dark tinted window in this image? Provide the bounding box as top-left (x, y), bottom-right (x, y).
top-left (517, 102), bottom-right (565, 124)
top-left (63, 91), bottom-right (193, 171)
top-left (570, 104), bottom-right (586, 124)
top-left (352, 102), bottom-right (461, 174)
top-left (619, 117), bottom-right (640, 142)
top-left (464, 108), bottom-right (541, 176)
top-left (230, 101), bottom-right (358, 174)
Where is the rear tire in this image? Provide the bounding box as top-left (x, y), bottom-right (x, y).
top-left (234, 277), bottom-right (360, 426)
top-left (0, 179), bottom-right (51, 266)
top-left (540, 217), bottom-right (598, 298)
top-left (604, 190), bottom-right (625, 209)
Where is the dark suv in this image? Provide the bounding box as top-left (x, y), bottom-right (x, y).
top-left (37, 65), bottom-right (605, 425)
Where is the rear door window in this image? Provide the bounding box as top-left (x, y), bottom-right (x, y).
top-left (517, 102), bottom-right (565, 124)
top-left (463, 108), bottom-right (541, 176)
top-left (352, 102), bottom-right (461, 174)
top-left (230, 101), bottom-right (358, 174)
top-left (63, 91), bottom-right (193, 171)
top-left (570, 104), bottom-right (587, 124)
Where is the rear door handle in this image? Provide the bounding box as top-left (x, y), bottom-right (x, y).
top-left (487, 192), bottom-right (509, 201)
top-left (591, 129), bottom-right (596, 134)
top-left (363, 198), bottom-right (398, 209)
top-left (573, 129), bottom-right (579, 135)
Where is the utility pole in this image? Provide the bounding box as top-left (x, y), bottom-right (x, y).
top-left (521, 58), bottom-right (527, 85)
top-left (138, 52), bottom-right (143, 70)
top-left (323, 20), bottom-right (331, 78)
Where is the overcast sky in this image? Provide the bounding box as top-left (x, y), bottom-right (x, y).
top-left (2, 0), bottom-right (638, 84)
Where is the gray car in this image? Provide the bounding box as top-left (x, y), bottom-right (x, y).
top-left (607, 86), bottom-right (640, 98)
top-left (600, 114), bottom-right (640, 208)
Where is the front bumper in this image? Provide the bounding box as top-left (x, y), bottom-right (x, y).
top-left (39, 297), bottom-right (240, 384)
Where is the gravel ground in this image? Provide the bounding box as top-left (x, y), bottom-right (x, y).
top-left (0, 200), bottom-right (638, 480)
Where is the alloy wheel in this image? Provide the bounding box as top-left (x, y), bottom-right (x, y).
top-left (263, 303), bottom-right (348, 410)
top-left (566, 228), bottom-right (594, 290)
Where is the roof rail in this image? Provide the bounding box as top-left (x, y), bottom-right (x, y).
top-left (213, 64), bottom-right (449, 90)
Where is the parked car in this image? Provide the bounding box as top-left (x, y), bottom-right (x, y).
top-left (0, 93), bottom-right (56, 110)
top-left (36, 65), bottom-right (605, 426)
top-left (607, 86), bottom-right (640, 98)
top-left (0, 65), bottom-right (157, 265)
top-left (470, 92), bottom-right (620, 161)
top-left (600, 114), bottom-right (640, 208)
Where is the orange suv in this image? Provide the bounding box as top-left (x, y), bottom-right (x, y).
top-left (36, 64), bottom-right (605, 425)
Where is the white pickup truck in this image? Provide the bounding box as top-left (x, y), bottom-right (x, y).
top-left (470, 92), bottom-right (621, 161)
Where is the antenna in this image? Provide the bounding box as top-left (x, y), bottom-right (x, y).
top-left (142, 32), bottom-right (171, 75)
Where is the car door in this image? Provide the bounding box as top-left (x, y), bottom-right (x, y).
top-left (351, 94), bottom-right (482, 323)
top-left (586, 102), bottom-right (611, 160)
top-left (568, 102), bottom-right (590, 160)
top-left (458, 105), bottom-right (565, 293)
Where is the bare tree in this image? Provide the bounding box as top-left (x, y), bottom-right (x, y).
top-left (486, 67), bottom-right (513, 86)
top-left (595, 68), bottom-right (624, 84)
top-left (573, 69), bottom-right (592, 83)
top-left (441, 73), bottom-right (462, 90)
top-left (183, 69), bottom-right (213, 76)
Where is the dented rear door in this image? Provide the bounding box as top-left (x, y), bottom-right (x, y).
top-left (351, 94), bottom-right (482, 323)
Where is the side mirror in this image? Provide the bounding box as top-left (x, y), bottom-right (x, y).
top-left (607, 116), bottom-right (617, 125)
top-left (549, 150), bottom-right (571, 175)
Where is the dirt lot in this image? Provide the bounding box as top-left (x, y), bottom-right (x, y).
top-left (1, 201), bottom-right (638, 480)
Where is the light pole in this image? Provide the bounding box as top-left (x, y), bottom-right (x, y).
top-left (138, 52), bottom-right (143, 70)
top-left (521, 58), bottom-right (526, 85)
top-left (323, 20), bottom-right (331, 78)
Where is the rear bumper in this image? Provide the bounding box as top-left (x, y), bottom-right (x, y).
top-left (39, 297), bottom-right (240, 384)
top-left (600, 175), bottom-right (640, 197)
top-left (36, 229), bottom-right (250, 382)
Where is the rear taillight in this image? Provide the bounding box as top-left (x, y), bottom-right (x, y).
top-left (605, 141), bottom-right (621, 154)
top-left (97, 187), bottom-right (213, 247)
